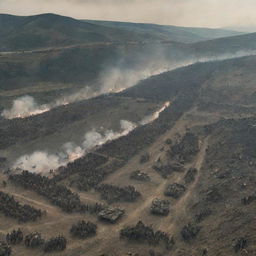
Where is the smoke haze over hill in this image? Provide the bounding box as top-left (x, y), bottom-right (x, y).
top-left (1, 0), bottom-right (256, 28)
top-left (2, 49), bottom-right (256, 120)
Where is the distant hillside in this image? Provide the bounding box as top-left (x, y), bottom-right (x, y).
top-left (0, 13), bottom-right (243, 51)
top-left (225, 26), bottom-right (256, 33)
top-left (191, 32), bottom-right (256, 55)
top-left (0, 13), bottom-right (164, 51)
top-left (86, 20), bottom-right (244, 43)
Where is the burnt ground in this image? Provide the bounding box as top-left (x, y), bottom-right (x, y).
top-left (0, 55), bottom-right (256, 256)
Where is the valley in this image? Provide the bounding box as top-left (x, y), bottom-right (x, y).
top-left (0, 12), bottom-right (256, 256)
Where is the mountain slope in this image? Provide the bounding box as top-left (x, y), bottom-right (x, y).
top-left (0, 13), bottom-right (243, 51)
top-left (0, 13), bottom-right (163, 51)
top-left (0, 55), bottom-right (256, 255)
top-left (87, 19), bottom-right (244, 43)
top-left (191, 32), bottom-right (256, 55)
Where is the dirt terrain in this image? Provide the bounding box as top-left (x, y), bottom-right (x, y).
top-left (0, 53), bottom-right (256, 256)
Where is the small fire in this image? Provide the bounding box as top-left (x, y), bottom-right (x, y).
top-left (12, 102), bottom-right (171, 174)
top-left (68, 152), bottom-right (84, 162)
top-left (140, 101), bottom-right (170, 125)
top-left (107, 87), bottom-right (126, 93)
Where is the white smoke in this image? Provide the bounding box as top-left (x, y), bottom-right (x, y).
top-left (1, 96), bottom-right (50, 119)
top-left (3, 49), bottom-right (256, 120)
top-left (13, 119), bottom-right (137, 173)
top-left (140, 101), bottom-right (170, 125)
top-left (13, 102), bottom-right (169, 174)
top-left (14, 151), bottom-right (62, 174)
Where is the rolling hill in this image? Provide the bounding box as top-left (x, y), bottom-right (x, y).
top-left (87, 19), bottom-right (244, 43)
top-left (0, 13), bottom-right (243, 51)
top-left (191, 31), bottom-right (256, 55)
top-left (0, 54), bottom-right (256, 255)
top-left (0, 11), bottom-right (256, 255)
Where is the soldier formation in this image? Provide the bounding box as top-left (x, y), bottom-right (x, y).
top-left (0, 191), bottom-right (42, 222)
top-left (9, 171), bottom-right (104, 216)
top-left (169, 132), bottom-right (200, 163)
top-left (70, 220), bottom-right (97, 239)
top-left (97, 184), bottom-right (141, 203)
top-left (25, 232), bottom-right (44, 248)
top-left (181, 223), bottom-right (201, 241)
top-left (120, 221), bottom-right (174, 250)
top-left (6, 229), bottom-right (23, 245)
top-left (0, 241), bottom-right (11, 256)
top-left (43, 236), bottom-right (67, 253)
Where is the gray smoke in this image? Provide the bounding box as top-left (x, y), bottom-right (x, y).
top-left (12, 102), bottom-right (169, 174)
top-left (2, 49), bottom-right (256, 119)
top-left (1, 96), bottom-right (50, 119)
top-left (13, 119), bottom-right (137, 173)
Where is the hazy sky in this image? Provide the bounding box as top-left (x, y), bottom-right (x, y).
top-left (0, 0), bottom-right (256, 28)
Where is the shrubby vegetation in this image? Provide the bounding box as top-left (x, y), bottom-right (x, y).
top-left (233, 237), bottom-right (247, 253)
top-left (194, 208), bottom-right (212, 223)
top-left (9, 171), bottom-right (105, 214)
top-left (168, 132), bottom-right (199, 163)
top-left (70, 220), bottom-right (97, 239)
top-left (43, 236), bottom-right (67, 253)
top-left (53, 153), bottom-right (109, 183)
top-left (6, 229), bottom-right (23, 245)
top-left (0, 191), bottom-right (42, 222)
top-left (181, 223), bottom-right (201, 241)
top-left (140, 153), bottom-right (150, 164)
top-left (24, 232), bottom-right (44, 248)
top-left (120, 221), bottom-right (174, 250)
top-left (153, 163), bottom-right (184, 179)
top-left (0, 241), bottom-right (11, 256)
top-left (184, 168), bottom-right (197, 184)
top-left (97, 184), bottom-right (141, 203)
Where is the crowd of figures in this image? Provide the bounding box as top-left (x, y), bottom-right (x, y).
top-left (0, 191), bottom-right (42, 222)
top-left (53, 153), bottom-right (109, 183)
top-left (70, 220), bottom-right (97, 239)
top-left (25, 232), bottom-right (44, 248)
top-left (6, 229), bottom-right (23, 245)
top-left (168, 132), bottom-right (200, 164)
top-left (9, 171), bottom-right (105, 215)
top-left (120, 221), bottom-right (174, 250)
top-left (1, 220), bottom-right (98, 255)
top-left (97, 184), bottom-right (141, 203)
top-left (1, 229), bottom-right (66, 254)
top-left (0, 241), bottom-right (11, 256)
top-left (181, 223), bottom-right (201, 241)
top-left (43, 236), bottom-right (67, 253)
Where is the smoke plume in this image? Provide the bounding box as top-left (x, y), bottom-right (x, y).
top-left (1, 0), bottom-right (256, 28)
top-left (2, 49), bottom-right (256, 120)
top-left (13, 102), bottom-right (169, 174)
top-left (1, 96), bottom-right (50, 119)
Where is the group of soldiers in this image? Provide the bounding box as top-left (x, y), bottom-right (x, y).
top-left (3, 229), bottom-right (67, 254)
top-left (70, 220), bottom-right (97, 239)
top-left (181, 223), bottom-right (201, 241)
top-left (120, 221), bottom-right (174, 250)
top-left (169, 132), bottom-right (200, 163)
top-left (0, 191), bottom-right (42, 223)
top-left (97, 184), bottom-right (141, 203)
